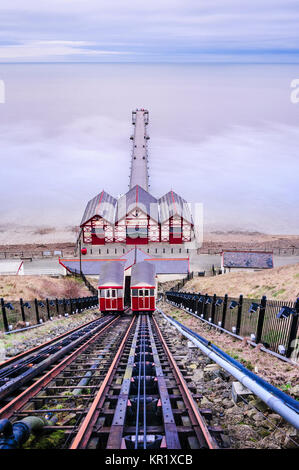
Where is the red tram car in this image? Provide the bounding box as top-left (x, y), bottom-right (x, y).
top-left (98, 260), bottom-right (125, 313)
top-left (130, 261), bottom-right (156, 313)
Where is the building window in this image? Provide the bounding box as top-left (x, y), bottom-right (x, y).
top-left (107, 249), bottom-right (109, 254)
top-left (115, 249), bottom-right (117, 254)
top-left (179, 248), bottom-right (181, 253)
top-left (126, 226), bottom-right (148, 240)
top-left (99, 249), bottom-right (101, 254)
top-left (171, 248), bottom-right (173, 254)
top-left (155, 248), bottom-right (157, 254)
top-left (90, 249), bottom-right (92, 254)
top-left (163, 248), bottom-right (165, 253)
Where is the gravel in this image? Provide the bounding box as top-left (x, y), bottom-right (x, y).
top-left (155, 310), bottom-right (299, 449)
top-left (0, 309), bottom-right (101, 360)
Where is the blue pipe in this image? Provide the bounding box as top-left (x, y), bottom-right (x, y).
top-left (0, 419), bottom-right (30, 449)
top-left (167, 314), bottom-right (299, 414)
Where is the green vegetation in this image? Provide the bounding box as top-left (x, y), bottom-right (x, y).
top-left (272, 289), bottom-right (286, 297)
top-left (239, 358), bottom-right (254, 371)
top-left (279, 383), bottom-right (291, 392)
top-left (262, 329), bottom-right (285, 345)
top-left (23, 430), bottom-right (65, 449)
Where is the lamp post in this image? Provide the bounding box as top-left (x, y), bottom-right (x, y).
top-left (79, 238), bottom-right (82, 274)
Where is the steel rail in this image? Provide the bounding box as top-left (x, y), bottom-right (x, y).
top-left (0, 315), bottom-right (116, 401)
top-left (152, 315), bottom-right (217, 449)
top-left (0, 314), bottom-right (105, 370)
top-left (0, 315), bottom-right (120, 420)
top-left (70, 316), bottom-right (136, 449)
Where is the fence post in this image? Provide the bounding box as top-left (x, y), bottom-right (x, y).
top-left (286, 298), bottom-right (299, 358)
top-left (221, 294), bottom-right (228, 328)
top-left (236, 294), bottom-right (243, 335)
top-left (55, 298), bottom-right (59, 316)
top-left (46, 298), bottom-right (50, 320)
top-left (255, 296), bottom-right (267, 344)
top-left (211, 294), bottom-right (217, 323)
top-left (202, 294), bottom-right (208, 319)
top-left (194, 297), bottom-right (199, 315)
top-left (1, 298), bottom-right (9, 332)
top-left (34, 299), bottom-right (40, 324)
top-left (20, 298), bottom-right (26, 323)
top-left (63, 298), bottom-right (67, 316)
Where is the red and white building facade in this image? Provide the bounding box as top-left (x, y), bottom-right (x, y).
top-left (77, 109), bottom-right (195, 257)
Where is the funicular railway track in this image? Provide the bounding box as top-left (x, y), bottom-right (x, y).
top-left (71, 313), bottom-right (218, 450)
top-left (0, 311), bottom-right (221, 449)
top-left (0, 314), bottom-right (120, 407)
top-left (0, 313), bottom-right (221, 449)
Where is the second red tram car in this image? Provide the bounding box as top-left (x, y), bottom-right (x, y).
top-left (98, 260), bottom-right (125, 313)
top-left (130, 261), bottom-right (156, 313)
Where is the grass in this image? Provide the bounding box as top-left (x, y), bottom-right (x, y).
top-left (182, 262), bottom-right (299, 301)
top-left (0, 275), bottom-right (91, 301)
top-left (279, 383), bottom-right (292, 392)
top-left (272, 288), bottom-right (286, 298)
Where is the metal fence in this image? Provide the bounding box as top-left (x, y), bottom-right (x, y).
top-left (0, 294), bottom-right (98, 333)
top-left (166, 291), bottom-right (299, 358)
top-left (0, 250), bottom-right (64, 260)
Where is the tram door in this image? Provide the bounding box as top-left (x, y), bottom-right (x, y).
top-left (105, 289), bottom-right (117, 310)
top-left (138, 289), bottom-right (150, 310)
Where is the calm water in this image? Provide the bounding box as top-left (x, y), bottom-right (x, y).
top-left (0, 63), bottom-right (298, 233)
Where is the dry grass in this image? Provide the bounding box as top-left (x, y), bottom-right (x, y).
top-left (183, 263), bottom-right (299, 301)
top-left (0, 275), bottom-right (91, 300)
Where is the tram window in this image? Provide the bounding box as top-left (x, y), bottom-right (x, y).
top-left (150, 289), bottom-right (154, 295)
top-left (138, 289), bottom-right (144, 296)
top-left (111, 289), bottom-right (116, 298)
top-left (132, 289), bottom-right (138, 296)
top-left (100, 289), bottom-right (105, 296)
top-left (144, 289), bottom-right (149, 296)
top-left (106, 290), bottom-right (110, 298)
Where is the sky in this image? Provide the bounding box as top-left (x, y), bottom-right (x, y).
top-left (0, 1), bottom-right (299, 63)
top-left (0, 3), bottom-right (299, 235)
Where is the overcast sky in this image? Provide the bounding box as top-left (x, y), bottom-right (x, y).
top-left (0, 3), bottom-right (299, 235)
top-left (0, 1), bottom-right (299, 63)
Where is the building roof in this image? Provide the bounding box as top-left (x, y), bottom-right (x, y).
top-left (98, 260), bottom-right (125, 287)
top-left (80, 190), bottom-right (117, 226)
top-left (116, 185), bottom-right (159, 223)
top-left (146, 258), bottom-right (189, 274)
top-left (131, 261), bottom-right (156, 287)
top-left (159, 190), bottom-right (193, 224)
top-left (59, 253), bottom-right (189, 276)
top-left (222, 251), bottom-right (274, 269)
